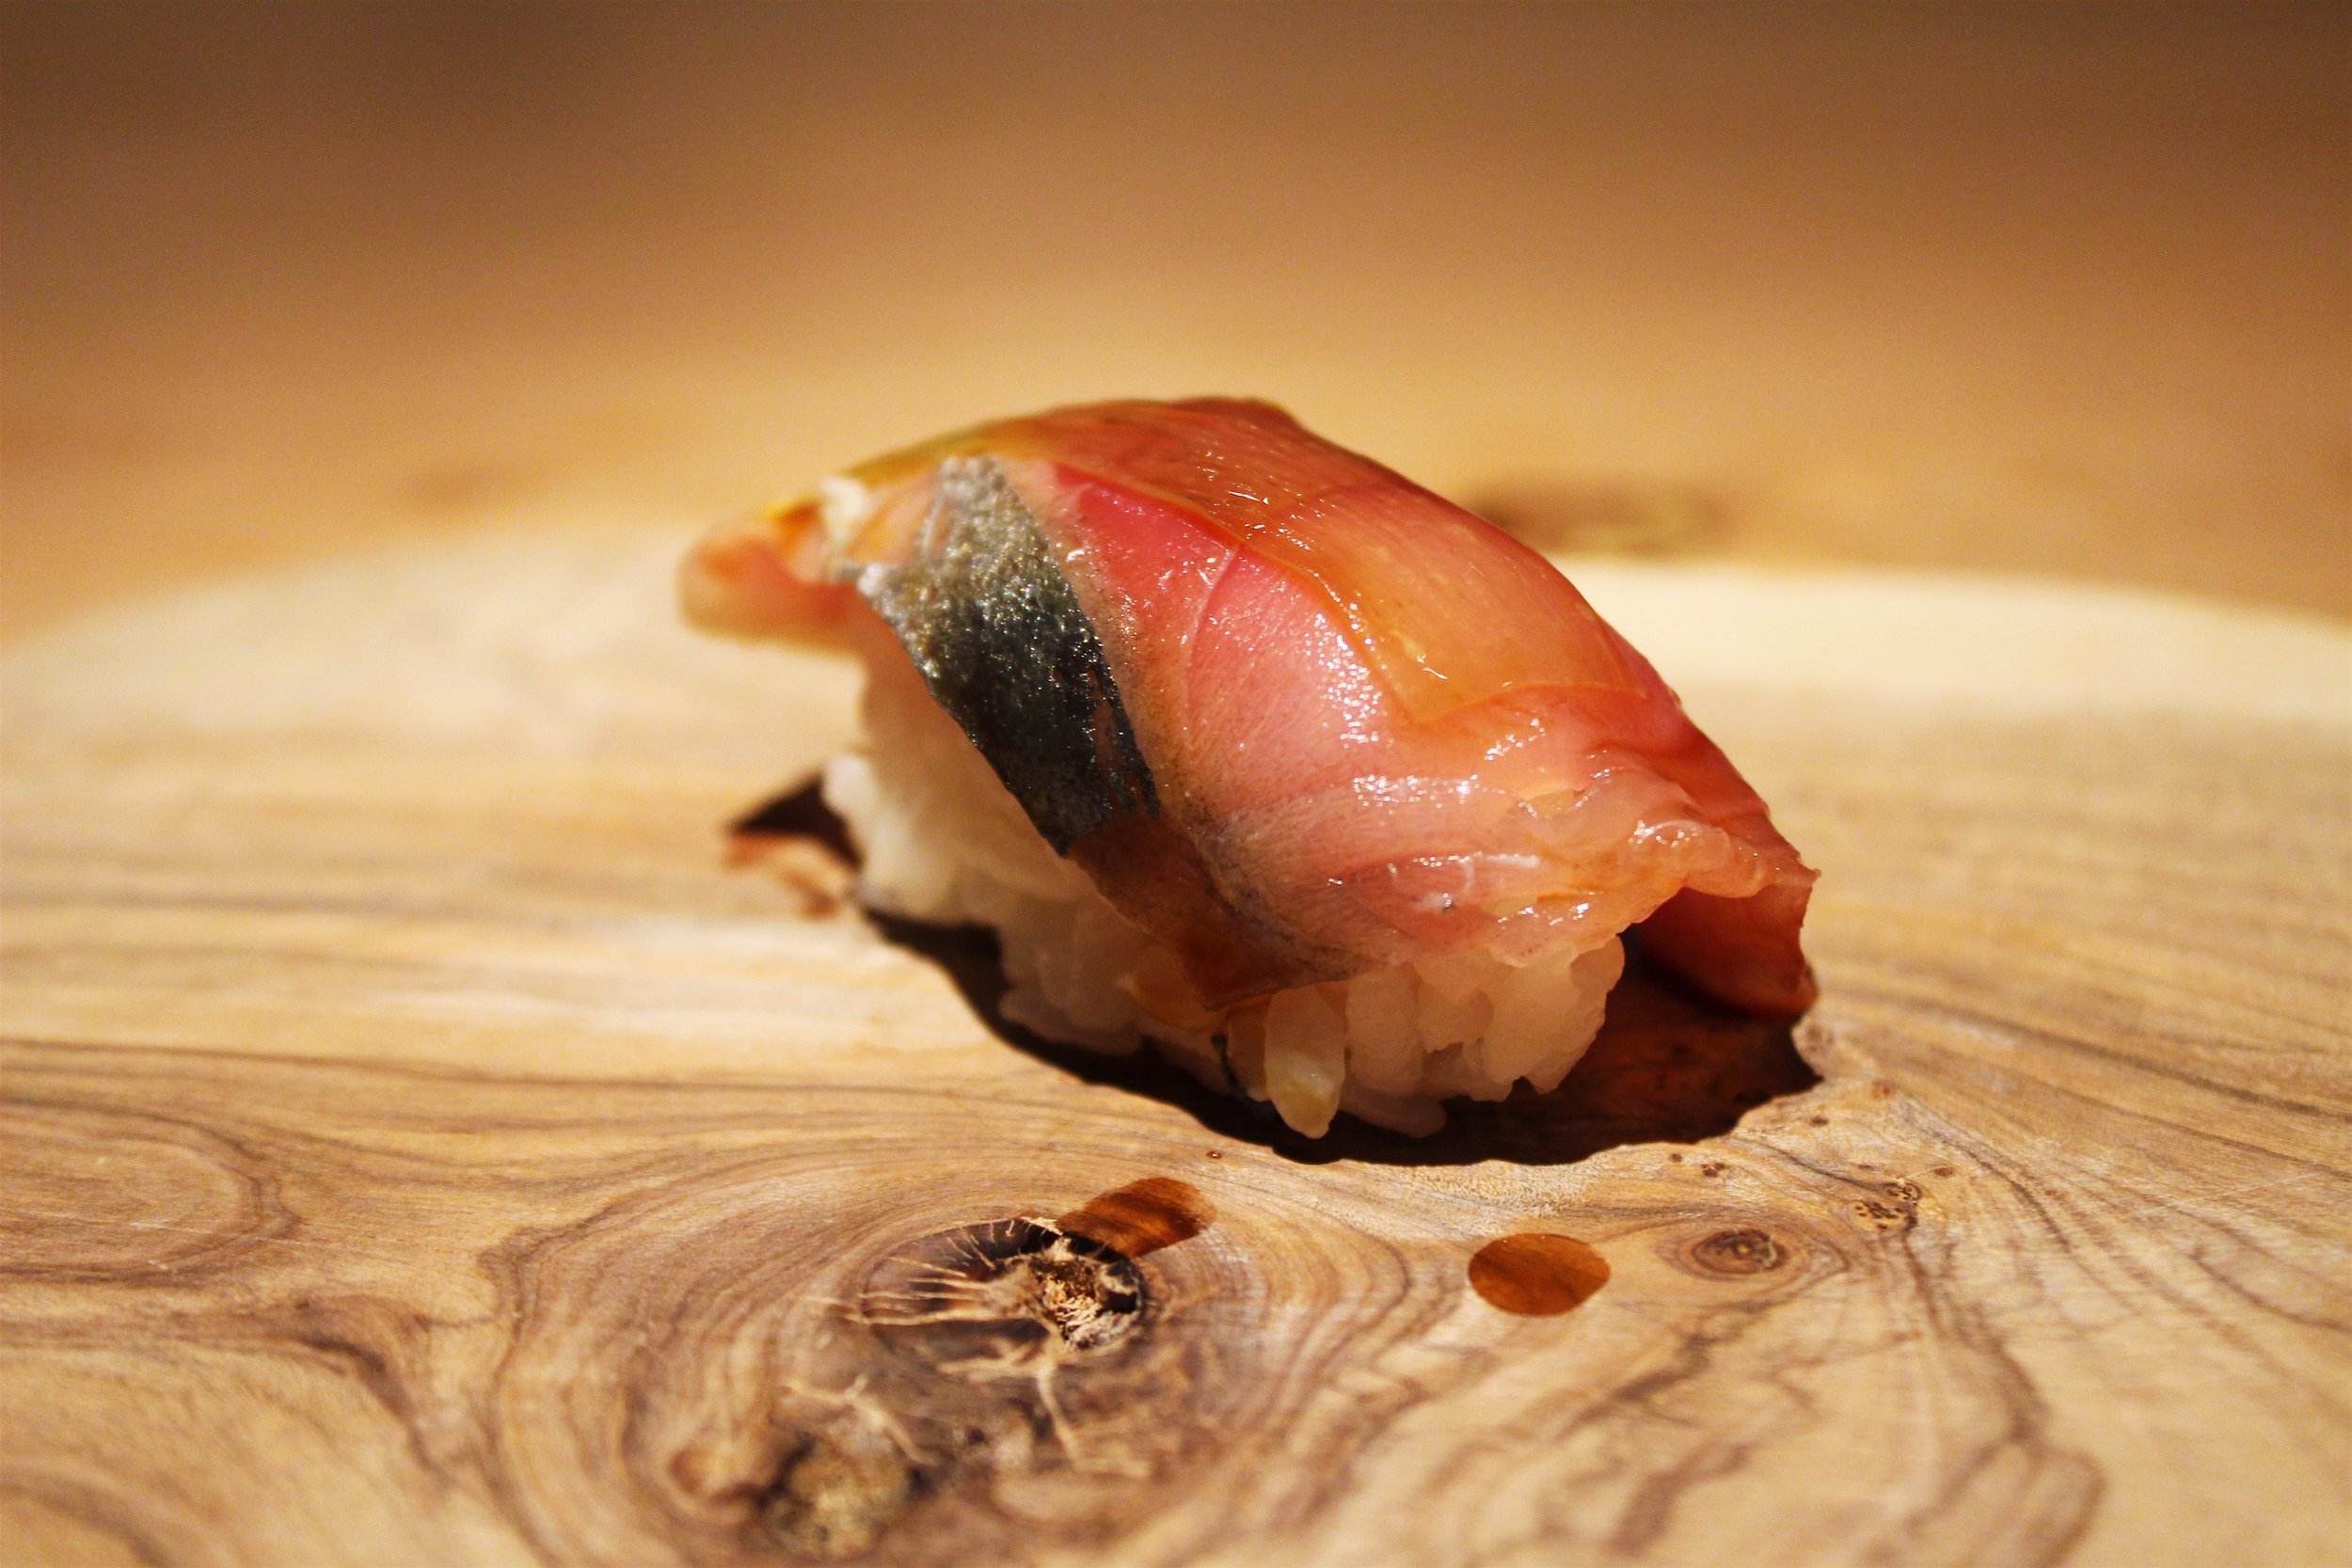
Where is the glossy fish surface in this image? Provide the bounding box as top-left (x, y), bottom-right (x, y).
top-left (685, 397), bottom-right (1815, 1018)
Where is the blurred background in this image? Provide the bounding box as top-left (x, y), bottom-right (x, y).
top-left (4, 0), bottom-right (2345, 638)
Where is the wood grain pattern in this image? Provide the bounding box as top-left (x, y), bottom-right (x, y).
top-left (3, 531), bottom-right (2348, 1566)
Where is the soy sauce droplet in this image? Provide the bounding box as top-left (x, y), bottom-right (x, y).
top-left (1057, 1177), bottom-right (1212, 1258)
top-left (1469, 1233), bottom-right (1611, 1316)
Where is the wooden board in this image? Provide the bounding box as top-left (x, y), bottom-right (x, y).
top-left (3, 529), bottom-right (2348, 1567)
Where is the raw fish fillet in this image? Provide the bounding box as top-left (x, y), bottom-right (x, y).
top-left (685, 399), bottom-right (1814, 1125)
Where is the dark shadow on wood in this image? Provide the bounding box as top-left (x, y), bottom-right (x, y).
top-left (738, 779), bottom-right (1820, 1168)
top-left (729, 777), bottom-right (857, 861)
top-left (876, 915), bottom-right (1819, 1168)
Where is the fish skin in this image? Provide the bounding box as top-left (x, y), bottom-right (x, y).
top-left (683, 398), bottom-right (1816, 1016)
top-left (855, 455), bottom-right (1156, 854)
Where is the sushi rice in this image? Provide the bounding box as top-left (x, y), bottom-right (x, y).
top-left (829, 650), bottom-right (1625, 1138)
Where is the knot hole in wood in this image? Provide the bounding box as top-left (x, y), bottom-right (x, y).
top-left (860, 1218), bottom-right (1150, 1370)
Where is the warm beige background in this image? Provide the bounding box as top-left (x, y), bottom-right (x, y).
top-left (5, 1), bottom-right (2347, 635)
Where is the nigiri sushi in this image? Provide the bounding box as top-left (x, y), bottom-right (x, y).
top-left (684, 399), bottom-right (1814, 1137)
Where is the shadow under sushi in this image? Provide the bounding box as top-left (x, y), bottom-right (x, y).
top-left (874, 913), bottom-right (1818, 1168)
top-left (734, 778), bottom-right (1817, 1168)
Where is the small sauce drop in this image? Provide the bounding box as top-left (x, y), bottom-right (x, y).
top-left (1056, 1177), bottom-right (1212, 1258)
top-left (1468, 1233), bottom-right (1611, 1316)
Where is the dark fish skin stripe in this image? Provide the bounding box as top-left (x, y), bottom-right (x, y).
top-left (854, 456), bottom-right (1159, 853)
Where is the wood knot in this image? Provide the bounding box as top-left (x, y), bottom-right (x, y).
top-left (1687, 1227), bottom-right (1787, 1275)
top-left (1468, 1233), bottom-right (1611, 1316)
top-left (1850, 1176), bottom-right (1925, 1232)
top-left (759, 1418), bottom-right (918, 1561)
top-left (862, 1219), bottom-right (1147, 1371)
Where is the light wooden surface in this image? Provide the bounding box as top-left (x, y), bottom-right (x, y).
top-left (4, 529), bottom-right (2346, 1566)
